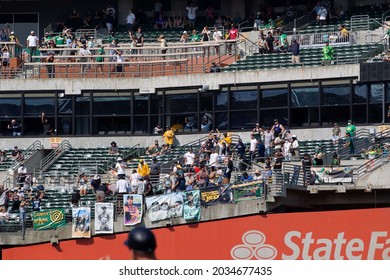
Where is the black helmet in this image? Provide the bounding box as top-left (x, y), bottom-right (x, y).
top-left (125, 227), bottom-right (156, 253)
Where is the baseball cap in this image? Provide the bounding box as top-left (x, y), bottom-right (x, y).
top-left (124, 227), bottom-right (157, 253)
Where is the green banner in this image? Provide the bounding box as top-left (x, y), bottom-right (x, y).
top-left (33, 208), bottom-right (66, 230)
top-left (232, 182), bottom-right (265, 202)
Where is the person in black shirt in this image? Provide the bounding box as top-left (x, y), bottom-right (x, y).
top-left (223, 156), bottom-right (234, 184)
top-left (291, 37), bottom-right (300, 64)
top-left (8, 119), bottom-right (21, 136)
top-left (209, 62), bottom-right (221, 73)
top-left (149, 157), bottom-right (160, 184)
top-left (265, 31), bottom-right (275, 54)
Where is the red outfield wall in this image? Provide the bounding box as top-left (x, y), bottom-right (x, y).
top-left (3, 207), bottom-right (390, 260)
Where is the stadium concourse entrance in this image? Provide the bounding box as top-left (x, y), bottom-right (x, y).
top-left (1, 77), bottom-right (390, 137)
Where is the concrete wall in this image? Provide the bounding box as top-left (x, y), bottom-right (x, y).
top-left (0, 64), bottom-right (360, 94)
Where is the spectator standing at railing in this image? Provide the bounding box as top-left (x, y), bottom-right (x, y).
top-left (190, 29), bottom-right (201, 42)
top-left (114, 49), bottom-right (124, 77)
top-left (339, 25), bottom-right (349, 41)
top-left (346, 120), bottom-right (356, 137)
top-left (8, 31), bottom-right (19, 44)
top-left (157, 35), bottom-right (168, 59)
top-left (322, 40), bottom-right (333, 66)
top-left (226, 24), bottom-right (239, 55)
top-left (180, 31), bottom-right (189, 43)
top-left (45, 52), bottom-right (55, 79)
top-left (258, 33), bottom-right (267, 54)
top-left (212, 27), bottom-right (223, 55)
top-left (54, 33), bottom-right (65, 46)
top-left (1, 46), bottom-right (10, 76)
top-left (265, 31), bottom-right (275, 54)
top-left (344, 132), bottom-right (355, 156)
top-left (291, 37), bottom-right (300, 64)
top-left (26, 31), bottom-right (39, 63)
top-left (95, 45), bottom-right (105, 74)
top-left (79, 44), bottom-right (92, 75)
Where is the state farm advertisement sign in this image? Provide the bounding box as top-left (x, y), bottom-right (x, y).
top-left (226, 208), bottom-right (390, 260)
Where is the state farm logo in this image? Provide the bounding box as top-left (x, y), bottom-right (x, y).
top-left (231, 230), bottom-right (277, 260)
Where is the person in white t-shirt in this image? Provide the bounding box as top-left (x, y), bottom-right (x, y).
top-left (130, 169), bottom-right (141, 193)
top-left (249, 134), bottom-right (258, 162)
top-left (26, 31), bottom-right (39, 62)
top-left (115, 157), bottom-right (126, 176)
top-left (116, 174), bottom-right (130, 193)
top-left (209, 148), bottom-right (219, 167)
top-left (212, 27), bottom-right (223, 55)
top-left (184, 148), bottom-right (195, 172)
top-left (186, 3), bottom-right (198, 28)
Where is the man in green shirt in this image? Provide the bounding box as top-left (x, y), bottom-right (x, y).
top-left (344, 132), bottom-right (355, 156)
top-left (95, 45), bottom-right (105, 74)
top-left (54, 33), bottom-right (65, 46)
top-left (190, 30), bottom-right (201, 42)
top-left (346, 120), bottom-right (356, 137)
top-left (322, 41), bottom-right (334, 66)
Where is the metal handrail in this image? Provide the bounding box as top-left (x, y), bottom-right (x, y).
top-left (381, 10), bottom-right (390, 35)
top-left (238, 20), bottom-right (250, 32)
top-left (355, 152), bottom-right (390, 180)
top-left (40, 140), bottom-right (71, 171)
top-left (75, 28), bottom-right (97, 39)
top-left (11, 140), bottom-right (43, 170)
top-left (107, 143), bottom-right (143, 172)
top-left (351, 15), bottom-right (370, 31)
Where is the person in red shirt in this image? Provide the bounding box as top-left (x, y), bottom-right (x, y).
top-left (226, 24), bottom-right (239, 54)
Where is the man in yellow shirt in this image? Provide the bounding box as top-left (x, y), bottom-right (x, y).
top-left (162, 126), bottom-right (175, 149)
top-left (137, 159), bottom-right (150, 178)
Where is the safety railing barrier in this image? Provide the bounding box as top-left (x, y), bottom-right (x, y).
top-left (40, 140), bottom-right (71, 171)
top-left (351, 15), bottom-right (370, 31)
top-left (11, 140), bottom-right (43, 171)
